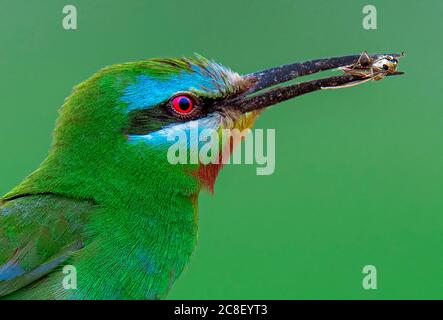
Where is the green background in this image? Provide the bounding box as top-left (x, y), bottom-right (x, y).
top-left (0, 0), bottom-right (442, 299)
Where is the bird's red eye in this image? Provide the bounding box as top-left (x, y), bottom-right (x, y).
top-left (172, 95), bottom-right (194, 115)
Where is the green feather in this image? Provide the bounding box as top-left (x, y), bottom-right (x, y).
top-left (0, 57), bottom-right (220, 299)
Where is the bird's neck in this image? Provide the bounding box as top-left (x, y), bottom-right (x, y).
top-left (3, 150), bottom-right (200, 299)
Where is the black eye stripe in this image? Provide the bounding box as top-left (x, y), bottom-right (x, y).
top-left (123, 97), bottom-right (212, 136)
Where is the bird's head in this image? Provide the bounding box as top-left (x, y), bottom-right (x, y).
top-left (50, 55), bottom-right (261, 195)
top-left (12, 53), bottom-right (402, 202)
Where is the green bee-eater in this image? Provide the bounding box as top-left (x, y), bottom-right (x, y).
top-left (0, 53), bottom-right (403, 299)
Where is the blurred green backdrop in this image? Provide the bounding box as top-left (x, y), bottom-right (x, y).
top-left (0, 0), bottom-right (442, 299)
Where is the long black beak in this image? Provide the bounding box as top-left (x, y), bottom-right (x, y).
top-left (220, 53), bottom-right (404, 113)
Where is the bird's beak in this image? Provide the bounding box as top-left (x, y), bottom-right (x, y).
top-left (218, 53), bottom-right (404, 113)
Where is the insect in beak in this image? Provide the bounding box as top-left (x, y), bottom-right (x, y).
top-left (216, 51), bottom-right (405, 112)
top-left (323, 51), bottom-right (406, 89)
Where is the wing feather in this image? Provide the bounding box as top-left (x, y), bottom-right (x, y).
top-left (0, 194), bottom-right (95, 296)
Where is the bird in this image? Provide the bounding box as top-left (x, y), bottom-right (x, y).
top-left (0, 53), bottom-right (403, 299)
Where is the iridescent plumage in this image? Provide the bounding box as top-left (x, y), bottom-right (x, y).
top-left (0, 52), bottom-right (403, 299)
top-left (0, 55), bottom-right (258, 299)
